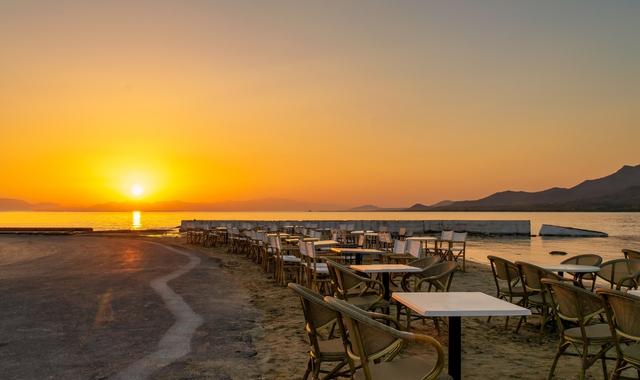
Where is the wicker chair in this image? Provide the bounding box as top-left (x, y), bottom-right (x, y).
top-left (622, 249), bottom-right (640, 261)
top-left (288, 283), bottom-right (349, 380)
top-left (597, 259), bottom-right (640, 290)
top-left (560, 254), bottom-right (602, 291)
top-left (324, 296), bottom-right (448, 380)
top-left (596, 288), bottom-right (640, 379)
top-left (398, 261), bottom-right (458, 331)
top-left (541, 279), bottom-right (612, 380)
top-left (302, 241), bottom-right (332, 295)
top-left (325, 260), bottom-right (388, 312)
top-left (487, 256), bottom-right (525, 328)
top-left (515, 261), bottom-right (573, 334)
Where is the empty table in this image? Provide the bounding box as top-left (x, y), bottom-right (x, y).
top-left (350, 264), bottom-right (421, 300)
top-left (628, 289), bottom-right (640, 297)
top-left (313, 240), bottom-right (339, 247)
top-left (540, 264), bottom-right (601, 277)
top-left (392, 292), bottom-right (531, 380)
top-left (330, 247), bottom-right (383, 265)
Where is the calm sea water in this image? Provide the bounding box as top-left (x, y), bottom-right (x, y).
top-left (0, 211), bottom-right (639, 264)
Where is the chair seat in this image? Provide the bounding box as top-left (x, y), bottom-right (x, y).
top-left (565, 323), bottom-right (612, 341)
top-left (282, 255), bottom-right (301, 263)
top-left (354, 356), bottom-right (450, 380)
top-left (317, 338), bottom-right (347, 361)
top-left (303, 263), bottom-right (330, 274)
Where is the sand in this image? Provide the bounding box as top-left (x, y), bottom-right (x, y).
top-left (182, 239), bottom-right (615, 380)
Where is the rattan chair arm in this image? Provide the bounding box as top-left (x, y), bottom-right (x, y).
top-left (406, 333), bottom-right (446, 380)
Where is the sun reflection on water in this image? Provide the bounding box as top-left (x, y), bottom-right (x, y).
top-left (132, 211), bottom-right (141, 229)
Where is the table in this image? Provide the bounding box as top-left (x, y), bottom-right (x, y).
top-left (628, 289), bottom-right (640, 297)
top-left (313, 240), bottom-right (339, 247)
top-left (392, 292), bottom-right (530, 380)
top-left (351, 264), bottom-right (421, 300)
top-left (539, 264), bottom-right (601, 277)
top-left (329, 247), bottom-right (384, 265)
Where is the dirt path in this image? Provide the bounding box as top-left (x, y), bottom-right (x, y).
top-left (0, 235), bottom-right (260, 380)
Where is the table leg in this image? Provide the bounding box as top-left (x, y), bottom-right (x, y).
top-left (382, 272), bottom-right (390, 300)
top-left (356, 253), bottom-right (363, 265)
top-left (448, 316), bottom-right (462, 380)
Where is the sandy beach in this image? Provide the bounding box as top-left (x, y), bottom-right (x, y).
top-left (0, 234), bottom-right (617, 379)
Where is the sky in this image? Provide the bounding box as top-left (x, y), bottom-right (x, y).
top-left (1, 0), bottom-right (638, 208)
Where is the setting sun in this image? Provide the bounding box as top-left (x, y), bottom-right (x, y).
top-left (131, 184), bottom-right (144, 198)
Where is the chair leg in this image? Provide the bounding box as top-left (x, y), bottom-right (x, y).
top-left (303, 358), bottom-right (312, 380)
top-left (547, 342), bottom-right (569, 380)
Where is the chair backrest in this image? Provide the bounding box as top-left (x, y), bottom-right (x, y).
top-left (406, 240), bottom-right (421, 258)
top-left (268, 235), bottom-right (279, 251)
top-left (452, 232), bottom-right (467, 243)
top-left (597, 259), bottom-right (637, 289)
top-left (306, 241), bottom-right (317, 259)
top-left (326, 260), bottom-right (382, 304)
top-left (541, 278), bottom-right (603, 325)
top-left (299, 240), bottom-right (308, 256)
top-left (440, 230), bottom-right (454, 241)
top-left (398, 227), bottom-right (407, 236)
top-left (487, 255), bottom-right (520, 289)
top-left (515, 261), bottom-right (560, 293)
top-left (357, 234), bottom-right (365, 247)
top-left (408, 256), bottom-right (439, 270)
top-left (623, 249), bottom-right (640, 261)
top-left (324, 296), bottom-right (445, 380)
top-left (561, 254), bottom-right (603, 267)
top-left (392, 239), bottom-right (407, 254)
top-left (597, 288), bottom-right (640, 348)
top-left (405, 261), bottom-right (458, 292)
top-left (378, 232), bottom-right (392, 244)
top-left (288, 284), bottom-right (340, 358)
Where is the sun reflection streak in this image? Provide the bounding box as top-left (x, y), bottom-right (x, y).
top-left (132, 211), bottom-right (142, 229)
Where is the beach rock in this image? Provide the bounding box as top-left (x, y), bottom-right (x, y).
top-left (539, 224), bottom-right (608, 237)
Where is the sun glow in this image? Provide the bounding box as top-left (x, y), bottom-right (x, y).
top-left (130, 184), bottom-right (144, 198)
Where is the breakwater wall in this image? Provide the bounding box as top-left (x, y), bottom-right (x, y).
top-left (180, 220), bottom-right (531, 236)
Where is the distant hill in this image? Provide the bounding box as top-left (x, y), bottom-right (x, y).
top-left (348, 204), bottom-right (403, 212)
top-left (0, 199), bottom-right (60, 211)
top-left (429, 164), bottom-right (640, 211)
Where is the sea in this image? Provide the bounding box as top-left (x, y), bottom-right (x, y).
top-left (0, 211), bottom-right (639, 265)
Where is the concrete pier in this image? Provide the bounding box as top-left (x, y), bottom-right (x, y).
top-left (180, 219), bottom-right (531, 236)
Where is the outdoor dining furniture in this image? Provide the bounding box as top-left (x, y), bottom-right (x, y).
top-left (288, 283), bottom-right (349, 379)
top-left (350, 264), bottom-right (421, 300)
top-left (560, 254), bottom-right (603, 290)
top-left (487, 256), bottom-right (525, 328)
top-left (392, 291), bottom-right (530, 380)
top-left (539, 264), bottom-right (601, 278)
top-left (325, 260), bottom-right (388, 312)
top-left (407, 235), bottom-right (438, 255)
top-left (596, 288), bottom-right (640, 379)
top-left (596, 259), bottom-right (640, 290)
top-left (628, 289), bottom-right (640, 296)
top-left (330, 247), bottom-right (384, 265)
top-left (325, 296), bottom-right (447, 380)
top-left (541, 278), bottom-right (613, 380)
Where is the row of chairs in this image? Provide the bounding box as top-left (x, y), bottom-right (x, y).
top-left (488, 251), bottom-right (640, 380)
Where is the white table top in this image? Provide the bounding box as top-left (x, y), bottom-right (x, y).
top-left (392, 292), bottom-right (532, 317)
top-left (351, 264), bottom-right (422, 273)
top-left (313, 240), bottom-right (339, 246)
top-left (350, 230), bottom-right (374, 234)
top-left (628, 290), bottom-right (640, 297)
top-left (302, 237), bottom-right (320, 241)
top-left (539, 264), bottom-right (601, 273)
top-left (330, 247), bottom-right (384, 254)
top-left (407, 236), bottom-right (438, 241)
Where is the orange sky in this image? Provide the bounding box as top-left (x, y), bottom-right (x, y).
top-left (1, 1), bottom-right (639, 207)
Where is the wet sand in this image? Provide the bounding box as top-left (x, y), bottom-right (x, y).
top-left (0, 234), bottom-right (617, 379)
